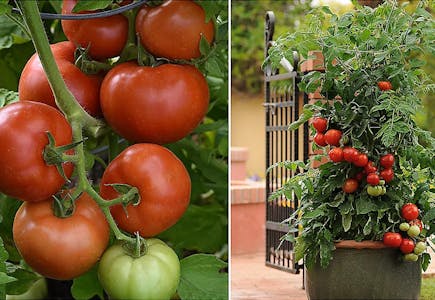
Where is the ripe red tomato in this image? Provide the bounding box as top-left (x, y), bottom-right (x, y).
top-left (380, 153), bottom-right (395, 168)
top-left (382, 232), bottom-right (402, 248)
top-left (324, 129), bottom-right (342, 146)
top-left (18, 41), bottom-right (102, 116)
top-left (312, 117), bottom-right (328, 133)
top-left (377, 81), bottom-right (393, 91)
top-left (136, 0), bottom-right (215, 60)
top-left (0, 101), bottom-right (73, 202)
top-left (100, 62), bottom-right (209, 144)
top-left (342, 147), bottom-right (359, 162)
top-left (13, 192), bottom-right (109, 279)
top-left (61, 0), bottom-right (128, 60)
top-left (401, 203), bottom-right (419, 221)
top-left (328, 147), bottom-right (343, 162)
top-left (313, 132), bottom-right (327, 147)
top-left (380, 168), bottom-right (394, 183)
top-left (353, 153), bottom-right (369, 167)
top-left (366, 173), bottom-right (380, 186)
top-left (400, 238), bottom-right (415, 254)
top-left (364, 161), bottom-right (377, 174)
top-left (342, 178), bottom-right (358, 193)
top-left (99, 144), bottom-right (191, 237)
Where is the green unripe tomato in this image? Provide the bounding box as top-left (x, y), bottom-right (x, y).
top-left (399, 222), bottom-right (410, 231)
top-left (403, 253), bottom-right (419, 262)
top-left (407, 225), bottom-right (420, 238)
top-left (98, 239), bottom-right (180, 300)
top-left (414, 241), bottom-right (426, 255)
top-left (367, 185), bottom-right (382, 196)
top-left (381, 186), bottom-right (386, 195)
top-left (378, 180), bottom-right (385, 186)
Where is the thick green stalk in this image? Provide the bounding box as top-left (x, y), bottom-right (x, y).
top-left (19, 1), bottom-right (137, 245)
top-left (19, 0), bottom-right (105, 137)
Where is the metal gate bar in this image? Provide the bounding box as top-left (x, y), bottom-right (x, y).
top-left (264, 11), bottom-right (309, 275)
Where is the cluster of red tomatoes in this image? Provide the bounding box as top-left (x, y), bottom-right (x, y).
top-left (0, 1), bottom-right (214, 299)
top-left (383, 203), bottom-right (426, 261)
top-left (312, 117), bottom-right (395, 194)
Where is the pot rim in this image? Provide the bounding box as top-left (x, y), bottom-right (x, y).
top-left (334, 240), bottom-right (388, 249)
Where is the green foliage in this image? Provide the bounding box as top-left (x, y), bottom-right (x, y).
top-left (231, 0), bottom-right (310, 93)
top-left (268, 1), bottom-right (435, 269)
top-left (0, 1), bottom-right (228, 299)
top-left (178, 254), bottom-right (228, 300)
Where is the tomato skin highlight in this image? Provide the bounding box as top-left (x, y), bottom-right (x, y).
top-left (401, 203), bottom-right (419, 221)
top-left (0, 101), bottom-right (73, 202)
top-left (324, 129), bottom-right (342, 146)
top-left (98, 239), bottom-right (180, 300)
top-left (382, 232), bottom-right (402, 248)
top-left (328, 147), bottom-right (343, 162)
top-left (100, 144), bottom-right (191, 237)
top-left (13, 193), bottom-right (109, 280)
top-left (312, 117), bottom-right (328, 133)
top-left (135, 0), bottom-right (215, 60)
top-left (100, 62), bottom-right (209, 144)
top-left (18, 41), bottom-right (102, 116)
top-left (342, 178), bottom-right (358, 193)
top-left (61, 0), bottom-right (128, 59)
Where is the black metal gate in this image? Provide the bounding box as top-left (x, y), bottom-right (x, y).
top-left (264, 11), bottom-right (309, 275)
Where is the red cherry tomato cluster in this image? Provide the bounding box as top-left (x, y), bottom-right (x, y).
top-left (383, 203), bottom-right (426, 261)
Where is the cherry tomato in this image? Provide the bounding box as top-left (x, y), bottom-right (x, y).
top-left (98, 239), bottom-right (180, 299)
top-left (312, 117), bottom-right (328, 133)
top-left (13, 192), bottom-right (109, 279)
top-left (380, 168), bottom-right (394, 183)
top-left (409, 219), bottom-right (423, 231)
top-left (400, 238), bottom-right (415, 254)
top-left (353, 153), bottom-right (369, 167)
top-left (342, 147), bottom-right (359, 162)
top-left (403, 253), bottom-right (419, 262)
top-left (407, 225), bottom-right (420, 238)
top-left (328, 147), bottom-right (343, 162)
top-left (366, 173), bottom-right (380, 186)
top-left (382, 232), bottom-right (402, 248)
top-left (100, 144), bottom-right (191, 237)
top-left (377, 81), bottom-right (393, 91)
top-left (136, 0), bottom-right (215, 60)
top-left (18, 41), bottom-right (102, 116)
top-left (414, 241), bottom-right (426, 255)
top-left (367, 185), bottom-right (382, 196)
top-left (399, 222), bottom-right (410, 231)
top-left (342, 178), bottom-right (358, 193)
top-left (0, 101), bottom-right (73, 202)
top-left (100, 62), bottom-right (209, 144)
top-left (401, 203), bottom-right (419, 221)
top-left (313, 132), bottom-right (327, 147)
top-left (364, 161), bottom-right (377, 174)
top-left (61, 0), bottom-right (128, 60)
top-left (324, 129), bottom-right (342, 146)
top-left (380, 153), bottom-right (395, 168)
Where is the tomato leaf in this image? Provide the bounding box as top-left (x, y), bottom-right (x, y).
top-left (0, 1), bottom-right (11, 15)
top-left (158, 204), bottom-right (227, 254)
top-left (72, 0), bottom-right (112, 12)
top-left (0, 88), bottom-right (18, 108)
top-left (5, 264), bottom-right (38, 295)
top-left (178, 254), bottom-right (228, 300)
top-left (71, 265), bottom-right (104, 300)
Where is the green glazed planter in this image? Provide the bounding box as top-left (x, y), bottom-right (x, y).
top-left (306, 241), bottom-right (421, 300)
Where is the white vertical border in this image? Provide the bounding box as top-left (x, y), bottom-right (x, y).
top-left (227, 0), bottom-right (232, 299)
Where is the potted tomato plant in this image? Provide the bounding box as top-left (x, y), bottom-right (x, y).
top-left (266, 2), bottom-right (434, 299)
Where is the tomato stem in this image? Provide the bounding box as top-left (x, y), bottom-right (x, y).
top-left (19, 0), bottom-right (106, 138)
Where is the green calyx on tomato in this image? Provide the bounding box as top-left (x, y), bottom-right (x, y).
top-left (98, 238), bottom-right (180, 300)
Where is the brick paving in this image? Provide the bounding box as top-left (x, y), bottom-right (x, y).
top-left (231, 247), bottom-right (435, 300)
